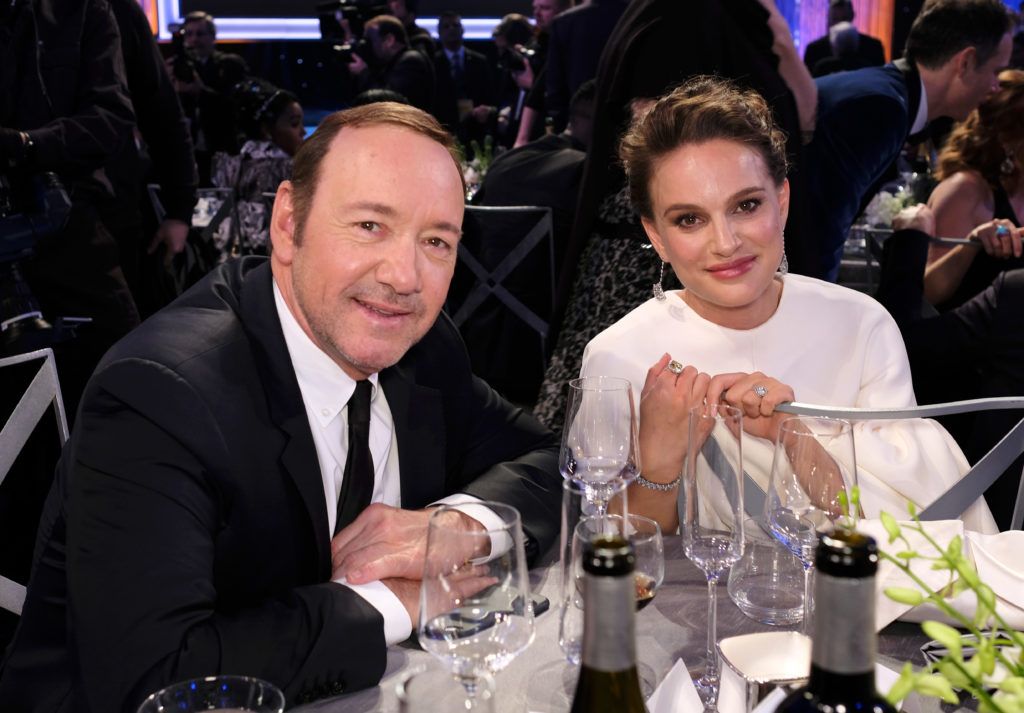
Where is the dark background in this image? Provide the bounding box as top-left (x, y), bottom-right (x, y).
top-left (179, 0), bottom-right (533, 18)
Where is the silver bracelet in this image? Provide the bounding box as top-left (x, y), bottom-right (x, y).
top-left (634, 473), bottom-right (680, 492)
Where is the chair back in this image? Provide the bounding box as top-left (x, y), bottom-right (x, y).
top-left (447, 205), bottom-right (555, 405)
top-left (0, 348), bottom-right (68, 615)
top-left (765, 398), bottom-right (1024, 530)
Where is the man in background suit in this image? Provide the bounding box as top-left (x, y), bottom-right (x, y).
top-left (544, 0), bottom-right (628, 132)
top-left (804, 0), bottom-right (1013, 281)
top-left (0, 103), bottom-right (561, 712)
top-left (349, 15), bottom-right (435, 112)
top-left (803, 0), bottom-right (886, 75)
top-left (432, 10), bottom-right (494, 144)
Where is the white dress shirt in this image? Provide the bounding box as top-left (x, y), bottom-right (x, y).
top-left (273, 282), bottom-right (503, 645)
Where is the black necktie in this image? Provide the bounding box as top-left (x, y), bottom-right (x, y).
top-left (334, 380), bottom-right (374, 534)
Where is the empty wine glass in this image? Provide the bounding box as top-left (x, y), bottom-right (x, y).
top-left (681, 403), bottom-right (745, 711)
top-left (765, 416), bottom-right (857, 636)
top-left (559, 376), bottom-right (640, 518)
top-left (418, 504), bottom-right (535, 708)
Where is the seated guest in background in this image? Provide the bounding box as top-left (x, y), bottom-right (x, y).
top-left (0, 103), bottom-right (561, 711)
top-left (348, 15), bottom-right (435, 113)
top-left (432, 10), bottom-right (495, 145)
top-left (581, 77), bottom-right (996, 536)
top-left (170, 11), bottom-right (250, 185)
top-left (210, 80), bottom-right (304, 257)
top-left (804, 0), bottom-right (1013, 281)
top-left (803, 0), bottom-right (885, 75)
top-left (876, 205), bottom-right (1024, 530)
top-left (387, 0), bottom-right (435, 58)
top-left (921, 69), bottom-right (1024, 309)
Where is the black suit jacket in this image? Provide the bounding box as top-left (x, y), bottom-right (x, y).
top-left (432, 47), bottom-right (494, 135)
top-left (0, 258), bottom-right (561, 712)
top-left (544, 0), bottom-right (628, 130)
top-left (361, 49), bottom-right (435, 112)
top-left (803, 31), bottom-right (886, 74)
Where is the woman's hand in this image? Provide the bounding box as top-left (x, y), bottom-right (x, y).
top-left (638, 353), bottom-right (710, 483)
top-left (706, 371), bottom-right (795, 442)
top-left (968, 219), bottom-right (1022, 260)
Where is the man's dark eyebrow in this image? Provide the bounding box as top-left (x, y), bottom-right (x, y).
top-left (346, 201), bottom-right (398, 217)
top-left (427, 221), bottom-right (463, 236)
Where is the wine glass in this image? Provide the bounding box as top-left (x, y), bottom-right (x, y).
top-left (765, 416), bottom-right (857, 636)
top-left (136, 676), bottom-right (284, 713)
top-left (560, 512), bottom-right (664, 664)
top-left (418, 503), bottom-right (535, 708)
top-left (681, 403), bottom-right (745, 711)
top-left (559, 376), bottom-right (640, 518)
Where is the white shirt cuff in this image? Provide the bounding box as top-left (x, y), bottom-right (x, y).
top-left (335, 578), bottom-right (413, 646)
top-left (433, 494), bottom-right (513, 561)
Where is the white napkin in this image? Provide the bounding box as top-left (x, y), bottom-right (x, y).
top-left (646, 658), bottom-right (704, 713)
top-left (859, 519), bottom-right (1024, 631)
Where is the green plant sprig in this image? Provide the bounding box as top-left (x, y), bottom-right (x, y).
top-left (874, 503), bottom-right (1024, 713)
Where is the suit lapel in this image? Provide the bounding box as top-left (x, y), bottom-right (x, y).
top-left (380, 363), bottom-right (447, 510)
top-left (239, 260), bottom-right (331, 579)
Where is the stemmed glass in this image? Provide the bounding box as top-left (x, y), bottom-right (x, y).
top-left (559, 376), bottom-right (640, 518)
top-left (681, 404), bottom-right (745, 711)
top-left (418, 504), bottom-right (535, 708)
top-left (765, 416), bottom-right (857, 635)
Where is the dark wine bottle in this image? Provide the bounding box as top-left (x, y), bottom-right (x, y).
top-left (570, 534), bottom-right (648, 713)
top-left (774, 529), bottom-right (897, 713)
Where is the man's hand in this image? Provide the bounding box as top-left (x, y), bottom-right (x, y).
top-left (348, 52), bottom-right (369, 76)
top-left (148, 219), bottom-right (190, 263)
top-left (331, 504), bottom-right (485, 584)
top-left (511, 47), bottom-right (534, 90)
top-left (892, 204), bottom-right (935, 236)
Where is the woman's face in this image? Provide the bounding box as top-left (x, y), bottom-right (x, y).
top-left (641, 138), bottom-right (789, 328)
top-left (269, 101), bottom-right (305, 157)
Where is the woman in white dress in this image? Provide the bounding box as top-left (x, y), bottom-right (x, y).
top-left (581, 76), bottom-right (997, 535)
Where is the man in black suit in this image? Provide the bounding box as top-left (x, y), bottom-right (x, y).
top-left (544, 0), bottom-right (627, 132)
top-left (803, 0), bottom-right (886, 74)
top-left (0, 103), bottom-right (561, 712)
top-left (386, 0), bottom-right (435, 58)
top-left (804, 0), bottom-right (1014, 280)
top-left (349, 15), bottom-right (435, 112)
top-left (170, 11), bottom-right (250, 184)
top-left (432, 10), bottom-right (494, 143)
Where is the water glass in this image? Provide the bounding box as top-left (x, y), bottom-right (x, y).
top-left (727, 516), bottom-right (804, 626)
top-left (397, 667), bottom-right (496, 713)
top-left (136, 675), bottom-right (284, 713)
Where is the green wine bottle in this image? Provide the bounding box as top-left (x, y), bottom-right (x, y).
top-left (569, 534), bottom-right (648, 713)
top-left (774, 530), bottom-right (896, 713)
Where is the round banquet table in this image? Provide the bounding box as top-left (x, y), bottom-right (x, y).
top-left (293, 535), bottom-right (936, 713)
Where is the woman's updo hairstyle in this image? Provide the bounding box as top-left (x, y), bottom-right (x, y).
top-left (619, 75), bottom-right (789, 220)
top-left (232, 78), bottom-right (299, 143)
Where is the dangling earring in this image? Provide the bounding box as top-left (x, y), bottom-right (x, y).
top-left (653, 260), bottom-right (666, 301)
top-left (777, 232), bottom-right (789, 276)
top-left (1001, 148), bottom-right (1016, 176)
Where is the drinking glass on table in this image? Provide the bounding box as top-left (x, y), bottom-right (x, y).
top-left (559, 376), bottom-right (640, 518)
top-left (418, 503), bottom-right (535, 709)
top-left (397, 666), bottom-right (496, 713)
top-left (136, 675), bottom-right (284, 713)
top-left (681, 403), bottom-right (745, 711)
top-left (559, 510), bottom-right (663, 664)
top-left (765, 415), bottom-right (857, 636)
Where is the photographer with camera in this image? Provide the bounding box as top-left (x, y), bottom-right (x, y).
top-left (0, 0), bottom-right (139, 417)
top-left (167, 11), bottom-right (250, 185)
top-left (347, 14), bottom-right (435, 113)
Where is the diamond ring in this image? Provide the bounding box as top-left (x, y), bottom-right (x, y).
top-left (753, 384), bottom-right (768, 398)
top-left (667, 360), bottom-right (685, 375)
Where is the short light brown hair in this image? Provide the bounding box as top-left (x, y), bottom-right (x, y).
top-left (289, 102), bottom-right (464, 242)
top-left (619, 76), bottom-right (789, 220)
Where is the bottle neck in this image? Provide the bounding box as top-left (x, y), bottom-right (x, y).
top-left (580, 571), bottom-right (637, 672)
top-left (810, 570), bottom-right (876, 679)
